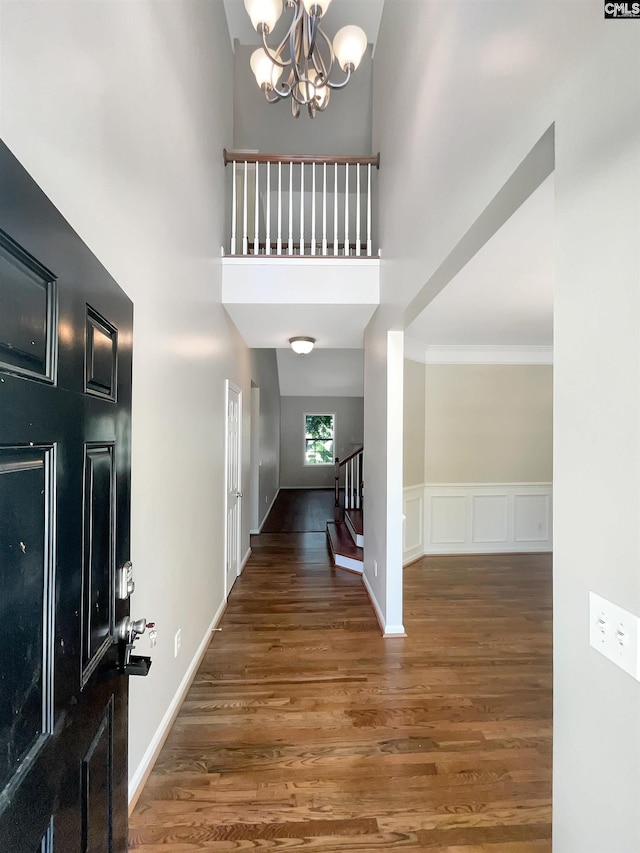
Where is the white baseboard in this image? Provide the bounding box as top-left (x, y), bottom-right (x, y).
top-left (127, 596), bottom-right (227, 811)
top-left (403, 483), bottom-right (553, 561)
top-left (253, 488), bottom-right (280, 533)
top-left (362, 572), bottom-right (406, 637)
top-left (239, 547), bottom-right (251, 574)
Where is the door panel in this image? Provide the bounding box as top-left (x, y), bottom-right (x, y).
top-left (0, 446), bottom-right (54, 796)
top-left (0, 141), bottom-right (133, 851)
top-left (82, 700), bottom-right (114, 853)
top-left (0, 231), bottom-right (56, 382)
top-left (82, 444), bottom-right (115, 683)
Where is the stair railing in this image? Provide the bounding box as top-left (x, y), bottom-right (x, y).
top-left (334, 447), bottom-right (363, 510)
top-left (223, 150), bottom-right (380, 258)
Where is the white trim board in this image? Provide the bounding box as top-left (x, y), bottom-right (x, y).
top-left (127, 596), bottom-right (227, 810)
top-left (403, 483), bottom-right (553, 560)
top-left (403, 341), bottom-right (553, 365)
top-left (362, 571), bottom-right (406, 637)
top-left (250, 488), bottom-right (280, 534)
top-left (240, 547), bottom-right (252, 574)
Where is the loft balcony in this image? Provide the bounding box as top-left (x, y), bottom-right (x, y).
top-left (220, 150), bottom-right (380, 349)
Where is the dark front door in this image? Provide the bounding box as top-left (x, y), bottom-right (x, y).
top-left (0, 142), bottom-right (133, 852)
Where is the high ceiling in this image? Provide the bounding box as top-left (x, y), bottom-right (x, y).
top-left (222, 0), bottom-right (554, 394)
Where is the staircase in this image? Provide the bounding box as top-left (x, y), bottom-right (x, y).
top-left (327, 448), bottom-right (364, 573)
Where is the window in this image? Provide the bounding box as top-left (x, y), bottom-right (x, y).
top-left (304, 414), bottom-right (335, 465)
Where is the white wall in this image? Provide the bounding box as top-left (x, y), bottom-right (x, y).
top-left (0, 0), bottom-right (251, 799)
top-left (553, 27), bottom-right (640, 852)
top-left (280, 395), bottom-right (363, 488)
top-left (373, 1), bottom-right (640, 849)
top-left (250, 349), bottom-right (280, 529)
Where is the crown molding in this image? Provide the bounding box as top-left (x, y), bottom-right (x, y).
top-left (404, 342), bottom-right (553, 365)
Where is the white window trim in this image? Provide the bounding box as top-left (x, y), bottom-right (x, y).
top-left (303, 412), bottom-right (336, 466)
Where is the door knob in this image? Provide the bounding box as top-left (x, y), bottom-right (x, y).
top-left (236, 491), bottom-right (243, 498)
top-left (117, 617), bottom-right (153, 677)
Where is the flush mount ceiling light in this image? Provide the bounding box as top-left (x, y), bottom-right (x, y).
top-left (244, 0), bottom-right (367, 118)
top-left (289, 336), bottom-right (316, 355)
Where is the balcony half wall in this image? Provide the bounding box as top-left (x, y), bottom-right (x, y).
top-left (221, 255), bottom-right (380, 349)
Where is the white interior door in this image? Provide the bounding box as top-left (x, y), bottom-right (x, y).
top-left (225, 381), bottom-right (242, 597)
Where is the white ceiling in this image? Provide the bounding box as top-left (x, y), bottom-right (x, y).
top-left (223, 301), bottom-right (377, 349)
top-left (222, 0), bottom-right (386, 50)
top-left (277, 347), bottom-right (364, 396)
top-left (406, 174), bottom-right (554, 350)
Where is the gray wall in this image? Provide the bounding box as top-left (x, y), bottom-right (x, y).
top-left (250, 349), bottom-right (280, 528)
top-left (233, 42), bottom-right (373, 155)
top-left (280, 396), bottom-right (364, 488)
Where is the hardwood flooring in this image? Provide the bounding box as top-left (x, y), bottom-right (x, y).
top-left (261, 489), bottom-right (340, 533)
top-left (129, 539), bottom-right (552, 852)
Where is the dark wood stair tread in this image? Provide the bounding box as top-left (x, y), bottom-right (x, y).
top-left (326, 521), bottom-right (363, 560)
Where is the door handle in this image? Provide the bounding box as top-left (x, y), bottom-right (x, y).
top-left (117, 617), bottom-right (153, 676)
top-left (236, 491), bottom-right (243, 498)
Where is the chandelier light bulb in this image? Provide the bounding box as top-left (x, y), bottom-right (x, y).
top-left (250, 48), bottom-right (281, 89)
top-left (302, 0), bottom-right (333, 17)
top-left (244, 0), bottom-right (283, 33)
top-left (289, 337), bottom-right (315, 355)
top-left (333, 24), bottom-right (367, 71)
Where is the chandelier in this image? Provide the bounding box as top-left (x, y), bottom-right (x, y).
top-left (244, 0), bottom-right (367, 118)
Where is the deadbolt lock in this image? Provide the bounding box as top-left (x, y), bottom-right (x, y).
top-left (117, 560), bottom-right (136, 600)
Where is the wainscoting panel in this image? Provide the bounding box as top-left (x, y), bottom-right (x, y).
top-left (514, 493), bottom-right (550, 542)
top-left (472, 494), bottom-right (509, 544)
top-left (431, 496), bottom-right (467, 544)
top-left (403, 484), bottom-right (552, 561)
top-left (403, 486), bottom-right (424, 565)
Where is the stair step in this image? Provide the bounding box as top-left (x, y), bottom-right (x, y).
top-left (345, 508), bottom-right (364, 547)
top-left (326, 521), bottom-right (363, 574)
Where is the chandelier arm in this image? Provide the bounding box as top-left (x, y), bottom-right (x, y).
top-left (259, 2), bottom-right (302, 70)
top-left (261, 28), bottom-right (292, 70)
top-left (325, 63), bottom-right (353, 90)
top-left (290, 74), bottom-right (318, 105)
top-left (307, 11), bottom-right (320, 57)
top-left (290, 13), bottom-right (302, 82)
top-left (265, 79), bottom-right (293, 101)
top-left (312, 25), bottom-right (334, 81)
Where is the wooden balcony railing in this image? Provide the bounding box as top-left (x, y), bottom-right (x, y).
top-left (335, 446), bottom-right (363, 509)
top-left (223, 150), bottom-right (379, 259)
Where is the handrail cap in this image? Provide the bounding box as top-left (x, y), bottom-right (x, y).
top-left (223, 151), bottom-right (380, 169)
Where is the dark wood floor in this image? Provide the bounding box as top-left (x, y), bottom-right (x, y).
top-left (261, 489), bottom-right (340, 532)
top-left (129, 539), bottom-right (552, 852)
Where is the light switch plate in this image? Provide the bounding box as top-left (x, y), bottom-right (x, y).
top-left (589, 591), bottom-right (640, 680)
